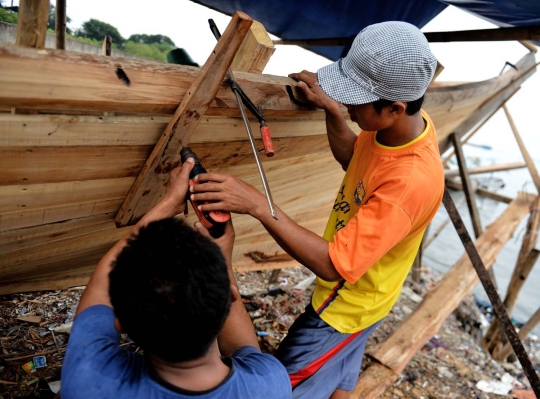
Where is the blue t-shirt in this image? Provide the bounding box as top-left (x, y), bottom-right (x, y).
top-left (61, 305), bottom-right (291, 399)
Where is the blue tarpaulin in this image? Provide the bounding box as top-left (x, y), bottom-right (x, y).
top-left (191, 0), bottom-right (540, 60)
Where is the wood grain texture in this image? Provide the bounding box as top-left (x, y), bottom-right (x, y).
top-left (115, 12), bottom-right (254, 227)
top-left (231, 20), bottom-right (275, 74)
top-left (16, 0), bottom-right (49, 49)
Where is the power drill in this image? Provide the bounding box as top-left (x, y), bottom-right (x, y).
top-left (180, 147), bottom-right (230, 238)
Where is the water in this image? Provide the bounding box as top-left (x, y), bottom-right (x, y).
top-left (424, 141), bottom-right (540, 336)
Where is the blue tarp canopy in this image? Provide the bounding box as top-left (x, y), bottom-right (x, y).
top-left (191, 0), bottom-right (540, 60)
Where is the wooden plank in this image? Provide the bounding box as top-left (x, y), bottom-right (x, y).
top-left (0, 213), bottom-right (114, 246)
top-left (0, 114), bottom-right (350, 147)
top-left (115, 12), bottom-right (254, 227)
top-left (424, 26), bottom-right (540, 43)
top-left (503, 105), bottom-right (540, 192)
top-left (0, 145), bottom-right (152, 185)
top-left (444, 161), bottom-right (527, 178)
top-left (351, 362), bottom-right (397, 399)
top-left (274, 26), bottom-right (540, 45)
top-left (354, 192), bottom-right (534, 396)
top-left (0, 44), bottom-right (310, 117)
top-left (231, 20), bottom-right (275, 74)
top-left (452, 133), bottom-right (483, 238)
top-left (55, 0), bottom-right (66, 50)
top-left (0, 202), bottom-right (121, 232)
top-left (0, 222), bottom-right (127, 280)
top-left (16, 0), bottom-right (49, 49)
top-left (437, 52), bottom-right (536, 154)
top-left (0, 177), bottom-right (134, 214)
top-left (0, 274), bottom-right (91, 295)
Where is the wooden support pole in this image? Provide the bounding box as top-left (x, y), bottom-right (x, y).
top-left (444, 161), bottom-right (527, 178)
top-left (101, 35), bottom-right (112, 56)
top-left (451, 133), bottom-right (483, 238)
top-left (498, 292), bottom-right (540, 360)
top-left (441, 109), bottom-right (497, 165)
top-left (55, 0), bottom-right (66, 50)
top-left (353, 192), bottom-right (535, 398)
top-left (231, 20), bottom-right (275, 74)
top-left (437, 52), bottom-right (536, 155)
top-left (424, 26), bottom-right (540, 43)
top-left (519, 40), bottom-right (538, 53)
top-left (484, 196), bottom-right (540, 354)
top-left (16, 0), bottom-right (50, 49)
top-left (115, 12), bottom-right (253, 227)
top-left (503, 105), bottom-right (540, 192)
top-left (445, 178), bottom-right (513, 204)
top-left (272, 26), bottom-right (540, 46)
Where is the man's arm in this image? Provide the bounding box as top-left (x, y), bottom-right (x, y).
top-left (194, 220), bottom-right (260, 356)
top-left (289, 70), bottom-right (357, 170)
top-left (190, 174), bottom-right (342, 282)
top-left (76, 159), bottom-right (195, 316)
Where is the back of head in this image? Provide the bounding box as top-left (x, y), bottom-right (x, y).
top-left (109, 218), bottom-right (231, 362)
top-left (317, 21), bottom-right (437, 105)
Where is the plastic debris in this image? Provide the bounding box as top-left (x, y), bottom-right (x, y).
top-left (33, 355), bottom-right (47, 368)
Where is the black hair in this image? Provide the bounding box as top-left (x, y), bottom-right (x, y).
top-left (372, 95), bottom-right (425, 116)
top-left (109, 218), bottom-right (231, 362)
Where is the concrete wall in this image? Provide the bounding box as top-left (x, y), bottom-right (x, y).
top-left (0, 21), bottom-right (148, 60)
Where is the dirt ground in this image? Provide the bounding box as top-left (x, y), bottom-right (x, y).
top-left (0, 266), bottom-right (538, 398)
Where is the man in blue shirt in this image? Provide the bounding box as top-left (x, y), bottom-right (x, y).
top-left (61, 159), bottom-right (291, 399)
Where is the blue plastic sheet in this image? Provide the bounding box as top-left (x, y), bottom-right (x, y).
top-left (190, 0), bottom-right (540, 60)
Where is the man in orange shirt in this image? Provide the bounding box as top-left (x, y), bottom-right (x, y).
top-left (191, 21), bottom-right (444, 399)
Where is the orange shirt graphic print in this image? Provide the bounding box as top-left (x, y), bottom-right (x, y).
top-left (353, 180), bottom-right (366, 206)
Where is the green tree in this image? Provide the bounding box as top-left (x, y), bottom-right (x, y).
top-left (124, 40), bottom-right (174, 62)
top-left (76, 18), bottom-right (124, 47)
top-left (47, 4), bottom-right (73, 34)
top-left (0, 5), bottom-right (18, 24)
top-left (127, 34), bottom-right (175, 47)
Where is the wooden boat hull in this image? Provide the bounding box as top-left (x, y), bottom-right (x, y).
top-left (0, 45), bottom-right (536, 294)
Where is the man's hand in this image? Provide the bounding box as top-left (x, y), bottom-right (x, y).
top-left (160, 158), bottom-right (195, 216)
top-left (289, 70), bottom-right (341, 113)
top-left (190, 173), bottom-right (267, 218)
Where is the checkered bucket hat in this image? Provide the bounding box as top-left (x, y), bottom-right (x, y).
top-left (317, 21), bottom-right (437, 105)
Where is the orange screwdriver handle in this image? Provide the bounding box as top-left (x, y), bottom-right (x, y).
top-left (260, 122), bottom-right (274, 157)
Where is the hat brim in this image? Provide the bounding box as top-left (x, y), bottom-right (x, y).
top-left (317, 60), bottom-right (380, 105)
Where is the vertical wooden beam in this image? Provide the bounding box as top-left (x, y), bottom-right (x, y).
top-left (101, 35), bottom-right (112, 56)
top-left (451, 133), bottom-right (483, 238)
top-left (115, 12), bottom-right (253, 227)
top-left (231, 20), bottom-right (275, 74)
top-left (503, 105), bottom-right (540, 192)
top-left (16, 0), bottom-right (50, 49)
top-left (452, 132), bottom-right (499, 289)
top-left (55, 0), bottom-right (66, 50)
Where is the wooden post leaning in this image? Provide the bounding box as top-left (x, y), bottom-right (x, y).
top-left (115, 12), bottom-right (254, 227)
top-left (55, 0), bottom-right (66, 50)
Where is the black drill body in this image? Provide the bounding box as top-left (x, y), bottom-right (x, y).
top-left (180, 147), bottom-right (226, 238)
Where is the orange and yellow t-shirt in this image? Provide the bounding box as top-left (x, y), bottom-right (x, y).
top-left (312, 110), bottom-right (444, 334)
